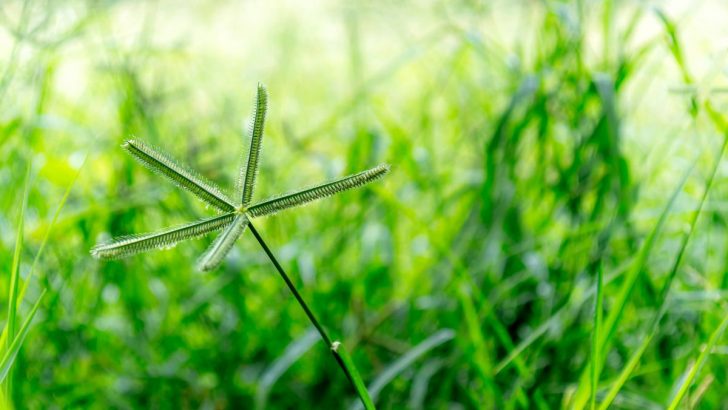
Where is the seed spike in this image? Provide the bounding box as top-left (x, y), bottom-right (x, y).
top-left (240, 83), bottom-right (268, 206)
top-left (93, 86), bottom-right (390, 274)
top-left (91, 213), bottom-right (236, 259)
top-left (123, 139), bottom-right (236, 212)
top-left (246, 164), bottom-right (390, 218)
top-left (198, 214), bottom-right (249, 271)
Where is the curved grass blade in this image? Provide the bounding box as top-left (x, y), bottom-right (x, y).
top-left (0, 156), bottom-right (84, 353)
top-left (241, 83), bottom-right (267, 206)
top-left (666, 314), bottom-right (728, 410)
top-left (351, 329), bottom-right (455, 410)
top-left (247, 164), bottom-right (390, 218)
top-left (590, 265), bottom-right (604, 410)
top-left (598, 332), bottom-right (653, 410)
top-left (255, 329), bottom-right (319, 410)
top-left (0, 288), bottom-right (46, 383)
top-left (5, 160), bottom-right (31, 393)
top-left (197, 214), bottom-right (249, 271)
top-left (123, 139), bottom-right (236, 212)
top-left (408, 359), bottom-right (445, 409)
top-left (91, 213), bottom-right (235, 259)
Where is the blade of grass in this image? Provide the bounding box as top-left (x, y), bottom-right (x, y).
top-left (590, 264), bottom-right (604, 410)
top-left (335, 341), bottom-right (375, 410)
top-left (4, 160), bottom-right (31, 394)
top-left (494, 259), bottom-right (634, 375)
top-left (408, 359), bottom-right (444, 409)
top-left (654, 8), bottom-right (697, 115)
top-left (598, 332), bottom-right (653, 410)
top-left (666, 313), bottom-right (728, 410)
top-left (457, 282), bottom-right (498, 398)
top-left (570, 156), bottom-right (695, 409)
top-left (599, 129), bottom-right (722, 408)
top-left (255, 328), bottom-right (319, 410)
top-left (0, 288), bottom-right (46, 383)
top-left (0, 155), bottom-right (85, 353)
top-left (15, 154), bottom-right (86, 314)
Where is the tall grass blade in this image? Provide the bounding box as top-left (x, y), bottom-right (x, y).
top-left (255, 328), bottom-right (318, 410)
top-left (247, 164), bottom-right (389, 218)
top-left (666, 314), bottom-right (728, 410)
top-left (7, 163), bottom-right (30, 344)
top-left (654, 9), bottom-right (697, 115)
top-left (4, 161), bottom-right (31, 394)
top-left (495, 261), bottom-right (631, 375)
top-left (654, 9), bottom-right (693, 85)
top-left (590, 264), bottom-right (604, 410)
top-left (123, 139), bottom-right (236, 212)
top-left (599, 139), bottom-right (720, 408)
top-left (0, 289), bottom-right (46, 384)
top-left (408, 359), bottom-right (444, 410)
top-left (0, 157), bottom-right (84, 359)
top-left (197, 214), bottom-right (249, 271)
top-left (570, 157), bottom-right (695, 409)
top-left (457, 283), bottom-right (495, 396)
top-left (598, 333), bottom-right (653, 410)
top-left (14, 154), bottom-right (85, 320)
top-left (241, 83), bottom-right (267, 206)
top-left (91, 213), bottom-right (235, 259)
top-left (334, 341), bottom-right (375, 410)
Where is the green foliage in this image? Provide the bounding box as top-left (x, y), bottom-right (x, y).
top-left (0, 289), bottom-right (46, 384)
top-left (2, 1), bottom-right (728, 409)
top-left (667, 315), bottom-right (728, 410)
top-left (94, 84), bottom-right (388, 406)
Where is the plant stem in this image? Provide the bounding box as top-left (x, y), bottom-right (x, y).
top-left (248, 221), bottom-right (375, 409)
top-left (248, 222), bottom-right (333, 346)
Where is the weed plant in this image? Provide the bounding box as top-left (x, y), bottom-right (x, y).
top-left (92, 83), bottom-right (387, 408)
top-left (0, 0), bottom-right (727, 409)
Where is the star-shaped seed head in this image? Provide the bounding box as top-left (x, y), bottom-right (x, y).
top-left (91, 84), bottom-right (390, 271)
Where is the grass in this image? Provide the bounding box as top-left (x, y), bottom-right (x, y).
top-left (91, 84), bottom-right (387, 408)
top-left (1, 0), bottom-right (728, 408)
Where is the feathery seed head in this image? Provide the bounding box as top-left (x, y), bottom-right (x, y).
top-left (93, 84), bottom-right (389, 271)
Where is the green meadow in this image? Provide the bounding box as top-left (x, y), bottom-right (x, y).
top-left (1, 0), bottom-right (727, 408)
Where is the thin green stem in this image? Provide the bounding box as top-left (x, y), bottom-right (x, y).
top-left (249, 222), bottom-right (332, 346)
top-left (248, 222), bottom-right (374, 409)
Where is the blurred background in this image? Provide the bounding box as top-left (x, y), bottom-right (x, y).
top-left (1, 0), bottom-right (728, 408)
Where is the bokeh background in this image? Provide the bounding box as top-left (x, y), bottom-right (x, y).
top-left (1, 0), bottom-right (728, 408)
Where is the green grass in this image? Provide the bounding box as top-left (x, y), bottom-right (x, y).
top-left (1, 0), bottom-right (728, 408)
